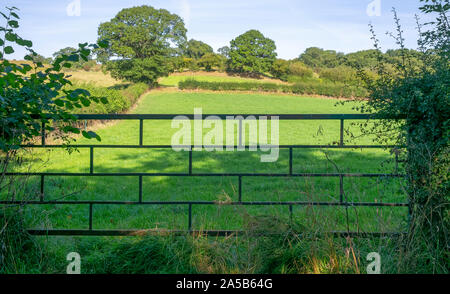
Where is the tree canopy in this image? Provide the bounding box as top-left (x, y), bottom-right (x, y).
top-left (185, 39), bottom-right (213, 59)
top-left (298, 47), bottom-right (343, 68)
top-left (97, 5), bottom-right (187, 85)
top-left (228, 29), bottom-right (277, 75)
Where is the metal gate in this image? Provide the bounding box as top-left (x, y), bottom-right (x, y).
top-left (2, 114), bottom-right (408, 237)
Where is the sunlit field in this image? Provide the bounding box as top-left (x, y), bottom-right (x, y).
top-left (8, 91), bottom-right (407, 234)
top-left (66, 71), bottom-right (124, 87)
top-left (159, 72), bottom-right (289, 87)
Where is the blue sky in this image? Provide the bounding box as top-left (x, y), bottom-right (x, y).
top-left (3, 0), bottom-right (426, 60)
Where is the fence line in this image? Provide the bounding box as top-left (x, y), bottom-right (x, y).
top-left (4, 114), bottom-right (407, 237)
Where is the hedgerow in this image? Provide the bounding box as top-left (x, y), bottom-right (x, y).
top-left (67, 82), bottom-right (148, 114)
top-left (178, 79), bottom-right (368, 98)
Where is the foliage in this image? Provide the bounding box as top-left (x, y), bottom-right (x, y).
top-left (217, 46), bottom-right (230, 58)
top-left (0, 6), bottom-right (108, 272)
top-left (270, 59), bottom-right (290, 81)
top-left (0, 209), bottom-right (45, 273)
top-left (67, 82), bottom-right (148, 114)
top-left (178, 78), bottom-right (367, 98)
top-left (105, 56), bottom-right (171, 85)
top-left (97, 5), bottom-right (187, 85)
top-left (53, 46), bottom-right (95, 71)
top-left (353, 1), bottom-right (449, 272)
top-left (197, 52), bottom-right (225, 71)
top-left (319, 66), bottom-right (359, 84)
top-left (32, 53), bottom-right (52, 65)
top-left (228, 30), bottom-right (277, 75)
top-left (299, 47), bottom-right (344, 69)
top-left (184, 39), bottom-right (213, 59)
top-left (288, 61), bottom-right (314, 79)
top-left (343, 49), bottom-right (380, 69)
top-left (0, 7), bottom-right (108, 151)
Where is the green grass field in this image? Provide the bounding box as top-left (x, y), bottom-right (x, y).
top-left (9, 91), bottom-right (408, 235)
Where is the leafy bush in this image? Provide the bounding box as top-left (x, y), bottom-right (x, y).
top-left (319, 66), bottom-right (359, 84)
top-left (288, 61), bottom-right (314, 78)
top-left (270, 59), bottom-right (290, 81)
top-left (352, 2), bottom-right (449, 272)
top-left (68, 82), bottom-right (148, 114)
top-left (197, 53), bottom-right (225, 71)
top-left (179, 79), bottom-right (367, 98)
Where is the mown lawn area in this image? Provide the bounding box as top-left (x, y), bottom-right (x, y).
top-left (10, 91), bottom-right (407, 234)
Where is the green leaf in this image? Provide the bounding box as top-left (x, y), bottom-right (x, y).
top-left (8, 20), bottom-right (19, 28)
top-left (88, 131), bottom-right (101, 142)
top-left (80, 97), bottom-right (91, 107)
top-left (100, 97), bottom-right (108, 104)
top-left (67, 54), bottom-right (79, 62)
top-left (10, 12), bottom-right (20, 19)
top-left (63, 126), bottom-right (80, 134)
top-left (82, 130), bottom-right (101, 141)
top-left (80, 48), bottom-right (91, 56)
top-left (54, 99), bottom-right (65, 107)
top-left (23, 39), bottom-right (32, 47)
top-left (4, 46), bottom-right (14, 54)
top-left (5, 32), bottom-right (16, 42)
top-left (98, 39), bottom-right (109, 48)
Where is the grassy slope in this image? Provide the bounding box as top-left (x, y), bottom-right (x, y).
top-left (14, 91), bottom-right (407, 235)
top-left (66, 71), bottom-right (124, 87)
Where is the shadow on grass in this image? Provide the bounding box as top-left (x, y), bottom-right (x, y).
top-left (10, 147), bottom-right (409, 234)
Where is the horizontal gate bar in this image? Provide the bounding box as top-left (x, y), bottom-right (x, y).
top-left (19, 144), bottom-right (403, 149)
top-left (27, 229), bottom-right (407, 238)
top-left (31, 113), bottom-right (407, 120)
top-left (0, 200), bottom-right (409, 207)
top-left (4, 172), bottom-right (405, 177)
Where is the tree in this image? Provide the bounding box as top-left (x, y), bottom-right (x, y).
top-left (185, 39), bottom-right (213, 59)
top-left (217, 46), bottom-right (230, 58)
top-left (97, 5), bottom-right (187, 85)
top-left (228, 30), bottom-right (277, 76)
top-left (197, 52), bottom-right (224, 71)
top-left (270, 59), bottom-right (290, 80)
top-left (299, 47), bottom-right (343, 69)
top-left (343, 49), bottom-right (381, 70)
